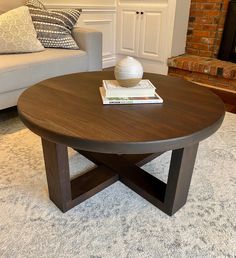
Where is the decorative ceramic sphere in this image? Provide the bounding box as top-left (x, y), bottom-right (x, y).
top-left (114, 56), bottom-right (143, 87)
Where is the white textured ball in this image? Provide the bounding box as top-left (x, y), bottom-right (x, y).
top-left (114, 56), bottom-right (143, 87)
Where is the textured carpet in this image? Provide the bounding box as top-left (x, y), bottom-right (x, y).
top-left (0, 112), bottom-right (235, 258)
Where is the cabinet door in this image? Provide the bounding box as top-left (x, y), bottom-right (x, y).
top-left (77, 9), bottom-right (116, 68)
top-left (117, 6), bottom-right (140, 56)
top-left (139, 5), bottom-right (167, 62)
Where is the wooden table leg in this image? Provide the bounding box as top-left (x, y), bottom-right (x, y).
top-left (41, 138), bottom-right (71, 212)
top-left (41, 140), bottom-right (199, 215)
top-left (79, 144), bottom-right (199, 216)
top-left (164, 143), bottom-right (199, 215)
top-left (41, 139), bottom-right (118, 212)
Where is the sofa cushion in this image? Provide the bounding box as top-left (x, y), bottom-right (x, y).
top-left (0, 6), bottom-right (44, 54)
top-left (26, 0), bottom-right (81, 49)
top-left (0, 49), bottom-right (88, 94)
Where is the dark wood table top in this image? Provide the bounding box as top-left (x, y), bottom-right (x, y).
top-left (17, 71), bottom-right (225, 154)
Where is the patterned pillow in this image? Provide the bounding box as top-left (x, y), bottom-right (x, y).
top-left (0, 6), bottom-right (44, 54)
top-left (26, 0), bottom-right (81, 49)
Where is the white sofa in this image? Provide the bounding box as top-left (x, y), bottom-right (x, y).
top-left (0, 7), bottom-right (102, 110)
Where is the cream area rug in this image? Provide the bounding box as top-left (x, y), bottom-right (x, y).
top-left (0, 112), bottom-right (235, 258)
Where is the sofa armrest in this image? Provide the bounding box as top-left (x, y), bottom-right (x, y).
top-left (72, 27), bottom-right (102, 71)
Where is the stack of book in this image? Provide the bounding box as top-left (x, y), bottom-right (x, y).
top-left (99, 80), bottom-right (163, 105)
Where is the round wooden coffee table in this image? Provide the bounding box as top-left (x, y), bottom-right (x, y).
top-left (17, 71), bottom-right (225, 215)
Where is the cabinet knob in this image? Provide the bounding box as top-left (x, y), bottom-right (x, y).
top-left (141, 12), bottom-right (144, 15)
top-left (136, 11), bottom-right (139, 14)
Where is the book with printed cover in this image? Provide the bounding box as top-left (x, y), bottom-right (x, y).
top-left (99, 87), bottom-right (163, 105)
top-left (103, 79), bottom-right (156, 97)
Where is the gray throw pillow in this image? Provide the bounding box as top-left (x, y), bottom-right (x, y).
top-left (26, 0), bottom-right (82, 49)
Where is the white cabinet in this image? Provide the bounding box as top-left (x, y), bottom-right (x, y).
top-left (139, 6), bottom-right (167, 62)
top-left (77, 8), bottom-right (116, 68)
top-left (117, 6), bottom-right (140, 56)
top-left (117, 0), bottom-right (191, 74)
top-left (117, 4), bottom-right (167, 62)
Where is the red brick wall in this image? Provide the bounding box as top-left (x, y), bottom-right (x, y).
top-left (186, 0), bottom-right (229, 58)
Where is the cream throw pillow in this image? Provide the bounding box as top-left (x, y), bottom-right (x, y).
top-left (0, 6), bottom-right (44, 54)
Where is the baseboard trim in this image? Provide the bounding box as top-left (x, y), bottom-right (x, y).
top-left (103, 57), bottom-right (116, 69)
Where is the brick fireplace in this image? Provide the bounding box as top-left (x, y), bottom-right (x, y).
top-left (168, 0), bottom-right (236, 95)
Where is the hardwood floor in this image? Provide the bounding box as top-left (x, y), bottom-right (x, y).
top-left (0, 106), bottom-right (18, 122)
top-left (208, 88), bottom-right (236, 114)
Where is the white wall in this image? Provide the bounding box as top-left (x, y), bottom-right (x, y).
top-left (0, 0), bottom-right (25, 12)
top-left (169, 0), bottom-right (191, 57)
top-left (42, 0), bottom-right (116, 6)
top-left (0, 0), bottom-right (116, 12)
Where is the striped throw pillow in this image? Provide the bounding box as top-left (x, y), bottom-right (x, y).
top-left (26, 0), bottom-right (81, 49)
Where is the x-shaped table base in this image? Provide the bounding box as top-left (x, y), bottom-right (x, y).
top-left (42, 138), bottom-right (199, 216)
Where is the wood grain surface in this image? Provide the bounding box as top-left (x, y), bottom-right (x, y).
top-left (17, 71), bottom-right (225, 154)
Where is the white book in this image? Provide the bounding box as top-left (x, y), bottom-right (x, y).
top-left (99, 87), bottom-right (163, 105)
top-left (103, 79), bottom-right (156, 97)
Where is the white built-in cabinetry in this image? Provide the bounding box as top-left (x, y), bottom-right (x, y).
top-left (117, 0), bottom-right (191, 74)
top-left (77, 7), bottom-right (116, 68)
top-left (117, 3), bottom-right (167, 63)
top-left (43, 0), bottom-right (191, 74)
